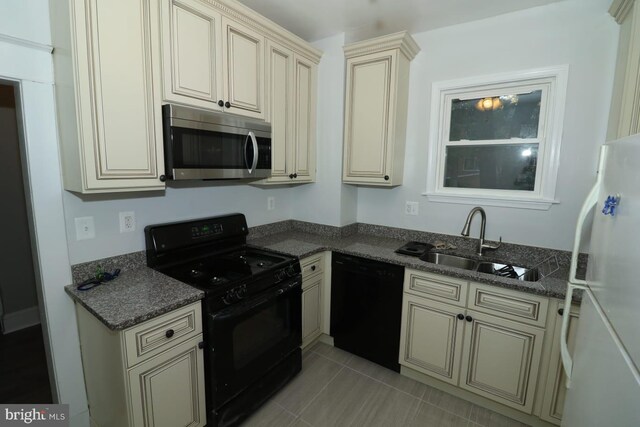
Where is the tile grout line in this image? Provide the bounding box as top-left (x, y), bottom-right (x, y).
top-left (341, 364), bottom-right (426, 401)
top-left (295, 364), bottom-right (347, 423)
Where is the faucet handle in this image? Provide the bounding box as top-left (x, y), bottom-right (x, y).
top-left (482, 236), bottom-right (502, 251)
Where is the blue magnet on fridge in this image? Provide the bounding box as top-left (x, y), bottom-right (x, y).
top-left (602, 194), bottom-right (621, 216)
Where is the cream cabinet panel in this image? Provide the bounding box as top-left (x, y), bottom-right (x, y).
top-left (51, 0), bottom-right (165, 193)
top-left (160, 0), bottom-right (223, 107)
top-left (399, 295), bottom-right (465, 385)
top-left (128, 336), bottom-right (206, 427)
top-left (302, 274), bottom-right (322, 347)
top-left (404, 269), bottom-right (468, 307)
top-left (469, 282), bottom-right (549, 328)
top-left (292, 55), bottom-right (317, 182)
top-left (222, 17), bottom-right (265, 119)
top-left (539, 302), bottom-right (580, 425)
top-left (342, 32), bottom-right (419, 186)
top-left (459, 310), bottom-right (544, 413)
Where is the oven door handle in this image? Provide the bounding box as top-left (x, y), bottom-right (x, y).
top-left (212, 279), bottom-right (301, 321)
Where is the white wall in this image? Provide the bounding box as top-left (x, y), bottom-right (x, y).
top-left (355, 0), bottom-right (618, 250)
top-left (64, 184), bottom-right (293, 264)
top-left (290, 33), bottom-right (358, 226)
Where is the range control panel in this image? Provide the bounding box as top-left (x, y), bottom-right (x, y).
top-left (191, 223), bottom-right (223, 239)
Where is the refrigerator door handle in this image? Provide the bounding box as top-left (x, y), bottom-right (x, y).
top-left (561, 282), bottom-right (585, 388)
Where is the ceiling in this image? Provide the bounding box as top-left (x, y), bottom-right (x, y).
top-left (236, 0), bottom-right (567, 43)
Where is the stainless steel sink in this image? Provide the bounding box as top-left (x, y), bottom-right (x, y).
top-left (476, 262), bottom-right (540, 282)
top-left (420, 252), bottom-right (477, 271)
top-left (420, 252), bottom-right (540, 281)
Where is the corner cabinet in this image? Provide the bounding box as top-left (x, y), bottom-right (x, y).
top-left (50, 0), bottom-right (166, 193)
top-left (158, 0), bottom-right (265, 119)
top-left (342, 32), bottom-right (419, 186)
top-left (254, 40), bottom-right (318, 185)
top-left (300, 253), bottom-right (326, 347)
top-left (399, 270), bottom-right (548, 414)
top-left (75, 302), bottom-right (206, 427)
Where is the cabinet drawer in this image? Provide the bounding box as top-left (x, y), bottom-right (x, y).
top-left (124, 302), bottom-right (202, 367)
top-left (468, 283), bottom-right (549, 327)
top-left (404, 269), bottom-right (468, 307)
top-left (301, 254), bottom-right (324, 280)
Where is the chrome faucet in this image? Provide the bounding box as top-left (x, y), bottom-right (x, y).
top-left (461, 207), bottom-right (502, 256)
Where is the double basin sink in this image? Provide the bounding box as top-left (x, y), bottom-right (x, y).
top-left (420, 252), bottom-right (540, 282)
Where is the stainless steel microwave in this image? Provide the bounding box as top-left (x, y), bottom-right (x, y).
top-left (161, 104), bottom-right (272, 180)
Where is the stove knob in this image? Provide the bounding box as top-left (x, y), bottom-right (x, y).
top-left (285, 266), bottom-right (296, 277)
top-left (275, 271), bottom-right (286, 282)
top-left (237, 285), bottom-right (247, 299)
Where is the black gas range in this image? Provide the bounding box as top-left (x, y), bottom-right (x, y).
top-left (145, 214), bottom-right (302, 427)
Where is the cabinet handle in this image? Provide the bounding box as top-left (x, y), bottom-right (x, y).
top-left (218, 100), bottom-right (224, 107)
top-left (558, 308), bottom-right (564, 316)
top-left (293, 173), bottom-right (298, 178)
top-left (165, 329), bottom-right (175, 338)
top-left (384, 175), bottom-right (389, 181)
top-left (311, 266), bottom-right (316, 271)
top-left (159, 175), bottom-right (166, 182)
top-left (289, 174), bottom-right (294, 179)
top-left (225, 101), bottom-right (231, 108)
top-left (465, 315), bottom-right (473, 322)
top-left (457, 313), bottom-right (464, 320)
top-left (198, 341), bottom-right (205, 349)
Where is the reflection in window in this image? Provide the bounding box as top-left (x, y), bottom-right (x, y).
top-left (449, 90), bottom-right (542, 141)
top-left (444, 144), bottom-right (538, 191)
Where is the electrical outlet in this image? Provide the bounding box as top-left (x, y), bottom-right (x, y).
top-left (119, 211), bottom-right (136, 233)
top-left (75, 216), bottom-right (95, 240)
top-left (267, 197), bottom-right (275, 211)
top-left (405, 201), bottom-right (419, 216)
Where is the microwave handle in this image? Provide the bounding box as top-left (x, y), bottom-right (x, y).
top-left (244, 131), bottom-right (258, 174)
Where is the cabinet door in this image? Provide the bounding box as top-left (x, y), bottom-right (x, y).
top-left (76, 0), bottom-right (164, 191)
top-left (160, 0), bottom-right (223, 109)
top-left (292, 54), bottom-right (317, 183)
top-left (343, 51), bottom-right (396, 184)
top-left (539, 303), bottom-right (580, 425)
top-left (222, 17), bottom-right (265, 119)
top-left (459, 310), bottom-right (544, 413)
top-left (264, 40), bottom-right (294, 182)
top-left (302, 274), bottom-right (322, 347)
top-left (399, 295), bottom-right (465, 386)
top-left (128, 336), bottom-right (206, 427)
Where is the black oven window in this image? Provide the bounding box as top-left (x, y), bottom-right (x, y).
top-left (232, 300), bottom-right (291, 370)
top-left (171, 127), bottom-right (246, 169)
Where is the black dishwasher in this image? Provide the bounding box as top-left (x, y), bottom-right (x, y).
top-left (330, 253), bottom-right (404, 372)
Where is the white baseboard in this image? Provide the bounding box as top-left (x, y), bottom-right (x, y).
top-left (2, 305), bottom-right (40, 334)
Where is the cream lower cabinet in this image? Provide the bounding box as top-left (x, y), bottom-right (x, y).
top-left (400, 269), bottom-right (548, 414)
top-left (50, 0), bottom-right (165, 193)
top-left (342, 32), bottom-right (419, 186)
top-left (301, 253), bottom-right (325, 347)
top-left (256, 40), bottom-right (317, 185)
top-left (158, 0), bottom-right (265, 119)
top-left (538, 300), bottom-right (580, 425)
top-left (75, 302), bottom-right (206, 427)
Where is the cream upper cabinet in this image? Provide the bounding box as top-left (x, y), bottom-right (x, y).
top-left (399, 269), bottom-right (548, 415)
top-left (50, 0), bottom-right (165, 193)
top-left (608, 0), bottom-right (640, 139)
top-left (256, 40), bottom-right (318, 185)
top-left (158, 0), bottom-right (265, 119)
top-left (342, 32), bottom-right (419, 186)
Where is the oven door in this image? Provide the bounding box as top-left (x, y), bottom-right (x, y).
top-left (207, 277), bottom-right (301, 408)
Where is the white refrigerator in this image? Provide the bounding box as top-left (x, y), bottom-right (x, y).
top-left (561, 134), bottom-right (640, 426)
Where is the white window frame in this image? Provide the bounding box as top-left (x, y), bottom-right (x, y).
top-left (424, 66), bottom-right (569, 210)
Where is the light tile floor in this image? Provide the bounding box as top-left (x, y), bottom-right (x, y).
top-left (242, 342), bottom-right (530, 427)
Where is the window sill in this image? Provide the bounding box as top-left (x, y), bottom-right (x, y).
top-left (422, 192), bottom-right (559, 210)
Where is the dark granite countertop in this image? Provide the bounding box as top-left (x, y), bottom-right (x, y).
top-left (65, 267), bottom-right (204, 331)
top-left (247, 224), bottom-right (584, 302)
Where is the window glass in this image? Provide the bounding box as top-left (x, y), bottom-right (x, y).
top-left (444, 144), bottom-right (538, 191)
top-left (449, 90), bottom-right (542, 141)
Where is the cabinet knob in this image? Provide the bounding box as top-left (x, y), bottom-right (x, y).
top-left (198, 341), bottom-right (205, 349)
top-left (384, 175), bottom-right (389, 181)
top-left (465, 315), bottom-right (473, 322)
top-left (457, 313), bottom-right (464, 320)
top-left (159, 175), bottom-right (166, 182)
top-left (289, 174), bottom-right (294, 179)
top-left (558, 308), bottom-right (564, 316)
top-left (293, 173), bottom-right (298, 178)
top-left (225, 101), bottom-right (231, 108)
top-left (311, 266), bottom-right (316, 271)
top-left (218, 100), bottom-right (224, 107)
top-left (165, 329), bottom-right (175, 338)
